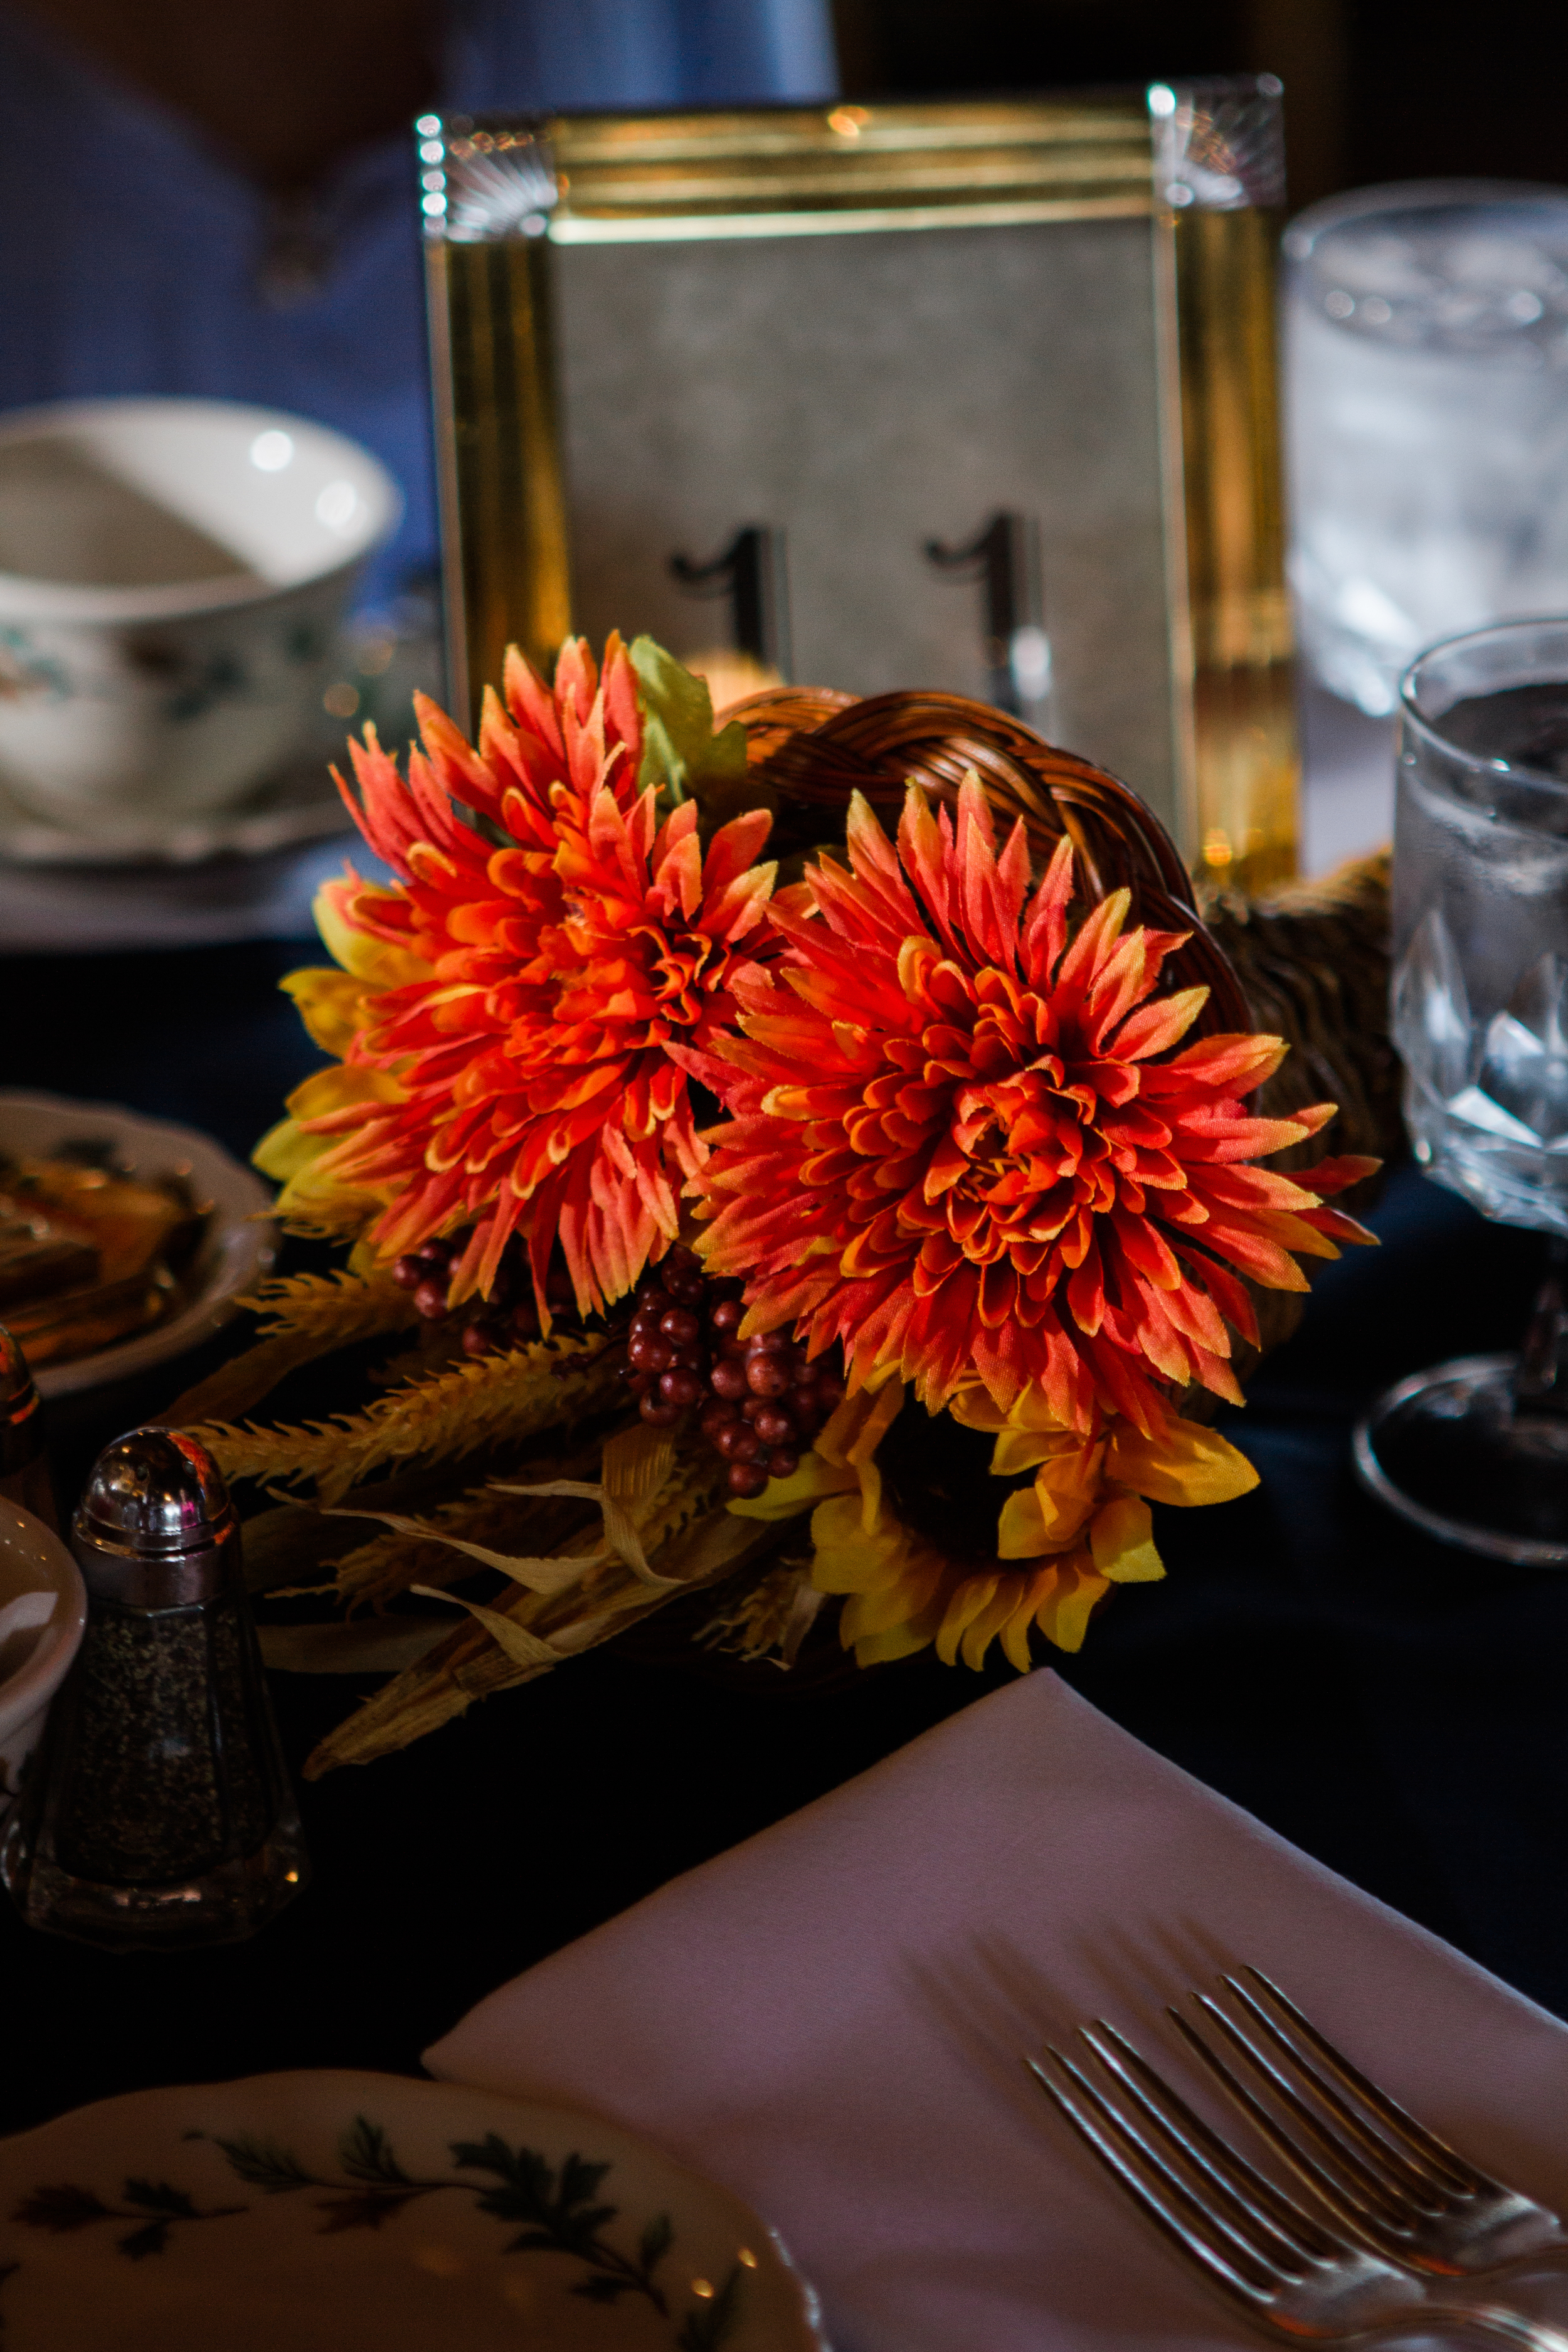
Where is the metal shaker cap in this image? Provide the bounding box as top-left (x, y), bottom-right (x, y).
top-left (72, 1427), bottom-right (240, 1606)
top-left (0, 1323), bottom-right (41, 1476)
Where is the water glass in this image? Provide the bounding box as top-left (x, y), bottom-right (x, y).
top-left (1358, 618), bottom-right (1568, 1563)
top-left (1285, 182), bottom-right (1568, 717)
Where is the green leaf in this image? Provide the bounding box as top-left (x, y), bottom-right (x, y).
top-left (338, 2117), bottom-right (411, 2187)
top-left (630, 637), bottom-right (750, 806)
top-left (13, 2185), bottom-right (109, 2232)
top-left (677, 2264), bottom-right (745, 2352)
top-left (553, 2205), bottom-right (618, 2259)
top-left (558, 2154), bottom-right (613, 2212)
top-left (315, 2191), bottom-right (419, 2234)
top-left (571, 2275), bottom-right (632, 2303)
top-left (117, 2220), bottom-right (171, 2262)
top-left (453, 2136), bottom-right (557, 2230)
top-left (122, 2181), bottom-right (198, 2220)
top-left (449, 2132), bottom-right (532, 2183)
top-left (451, 2133), bottom-right (667, 2314)
top-left (213, 2135), bottom-right (312, 2193)
top-left (638, 2210), bottom-right (673, 2276)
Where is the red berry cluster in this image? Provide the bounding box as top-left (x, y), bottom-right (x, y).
top-left (625, 1245), bottom-right (844, 1499)
top-left (391, 1227), bottom-right (576, 1356)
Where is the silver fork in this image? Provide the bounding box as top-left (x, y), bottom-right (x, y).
top-left (1170, 1971), bottom-right (1567, 2280)
top-left (1030, 2021), bottom-right (1568, 2352)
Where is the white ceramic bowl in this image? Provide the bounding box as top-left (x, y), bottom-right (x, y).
top-left (0, 398), bottom-right (400, 827)
top-left (0, 1503), bottom-right (85, 1831)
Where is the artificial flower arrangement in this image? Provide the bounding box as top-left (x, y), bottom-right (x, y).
top-left (174, 635), bottom-right (1375, 1777)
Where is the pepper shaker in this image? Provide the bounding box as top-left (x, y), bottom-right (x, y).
top-left (0, 1427), bottom-right (308, 1947)
top-left (0, 1325), bottom-right (55, 1531)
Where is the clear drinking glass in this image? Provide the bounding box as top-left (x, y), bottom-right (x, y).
top-left (1357, 618), bottom-right (1568, 1562)
top-left (1285, 182), bottom-right (1568, 717)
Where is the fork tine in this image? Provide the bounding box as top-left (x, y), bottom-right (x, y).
top-left (1079, 2023), bottom-right (1344, 2267)
top-left (1028, 2047), bottom-right (1273, 2311)
top-left (1037, 2042), bottom-right (1303, 2281)
top-left (1171, 1999), bottom-right (1422, 2239)
top-left (1241, 1970), bottom-right (1483, 2196)
top-left (1220, 1978), bottom-right (1464, 2203)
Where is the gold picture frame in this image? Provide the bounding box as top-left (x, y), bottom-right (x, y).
top-left (420, 82), bottom-right (1296, 889)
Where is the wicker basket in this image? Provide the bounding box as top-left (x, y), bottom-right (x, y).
top-left (729, 684), bottom-right (1394, 1157)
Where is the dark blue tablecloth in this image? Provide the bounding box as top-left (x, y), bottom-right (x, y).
top-left (0, 939), bottom-right (1554, 2133)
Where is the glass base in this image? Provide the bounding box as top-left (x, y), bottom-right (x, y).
top-left (0, 1806), bottom-right (309, 1951)
top-left (1354, 1352), bottom-right (1568, 1566)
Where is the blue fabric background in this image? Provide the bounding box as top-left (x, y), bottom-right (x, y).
top-left (0, 0), bottom-right (837, 605)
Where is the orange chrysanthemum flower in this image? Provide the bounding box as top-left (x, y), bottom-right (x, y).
top-left (686, 776), bottom-right (1374, 1433)
top-left (289, 636), bottom-right (778, 1320)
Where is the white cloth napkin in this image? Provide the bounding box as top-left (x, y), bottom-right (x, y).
top-left (426, 1671), bottom-right (1568, 2352)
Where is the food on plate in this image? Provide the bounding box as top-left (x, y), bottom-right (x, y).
top-left (0, 1144), bottom-right (210, 1366)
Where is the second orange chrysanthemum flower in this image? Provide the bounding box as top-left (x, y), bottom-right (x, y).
top-left (684, 776), bottom-right (1375, 1434)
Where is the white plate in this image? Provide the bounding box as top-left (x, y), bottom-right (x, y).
top-left (0, 756), bottom-right (349, 867)
top-left (0, 1091), bottom-right (275, 1399)
top-left (0, 2069), bottom-right (827, 2351)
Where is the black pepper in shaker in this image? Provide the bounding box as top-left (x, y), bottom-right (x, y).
top-left (0, 1324), bottom-right (55, 1532)
top-left (0, 1426), bottom-right (308, 1948)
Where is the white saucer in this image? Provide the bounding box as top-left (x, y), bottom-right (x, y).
top-left (0, 2069), bottom-right (825, 2351)
top-left (0, 756), bottom-right (351, 869)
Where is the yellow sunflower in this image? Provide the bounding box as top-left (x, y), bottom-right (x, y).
top-left (730, 1380), bottom-right (1258, 1671)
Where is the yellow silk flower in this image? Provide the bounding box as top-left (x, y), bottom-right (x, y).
top-left (252, 878), bottom-right (428, 1242)
top-left (730, 1379), bottom-right (1258, 1673)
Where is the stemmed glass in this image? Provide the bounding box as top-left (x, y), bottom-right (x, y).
top-left (1355, 617), bottom-right (1568, 1563)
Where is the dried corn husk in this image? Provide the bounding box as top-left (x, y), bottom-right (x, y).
top-left (302, 1444), bottom-right (782, 1773)
top-left (258, 1618), bottom-right (453, 1675)
top-left (240, 1456), bottom-right (561, 1596)
top-left (322, 1466), bottom-right (603, 1613)
top-left (702, 1557), bottom-right (824, 1668)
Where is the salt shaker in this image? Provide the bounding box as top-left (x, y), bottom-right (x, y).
top-left (0, 1427), bottom-right (308, 1947)
top-left (0, 1324), bottom-right (55, 1531)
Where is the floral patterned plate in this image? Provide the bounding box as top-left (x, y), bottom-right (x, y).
top-left (0, 2070), bottom-right (827, 2351)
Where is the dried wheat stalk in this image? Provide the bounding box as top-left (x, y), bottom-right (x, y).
top-left (193, 1333), bottom-right (622, 1504)
top-left (162, 1268), bottom-right (421, 1429)
top-left (271, 1189), bottom-right (384, 1245)
top-left (247, 1266), bottom-right (418, 1342)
